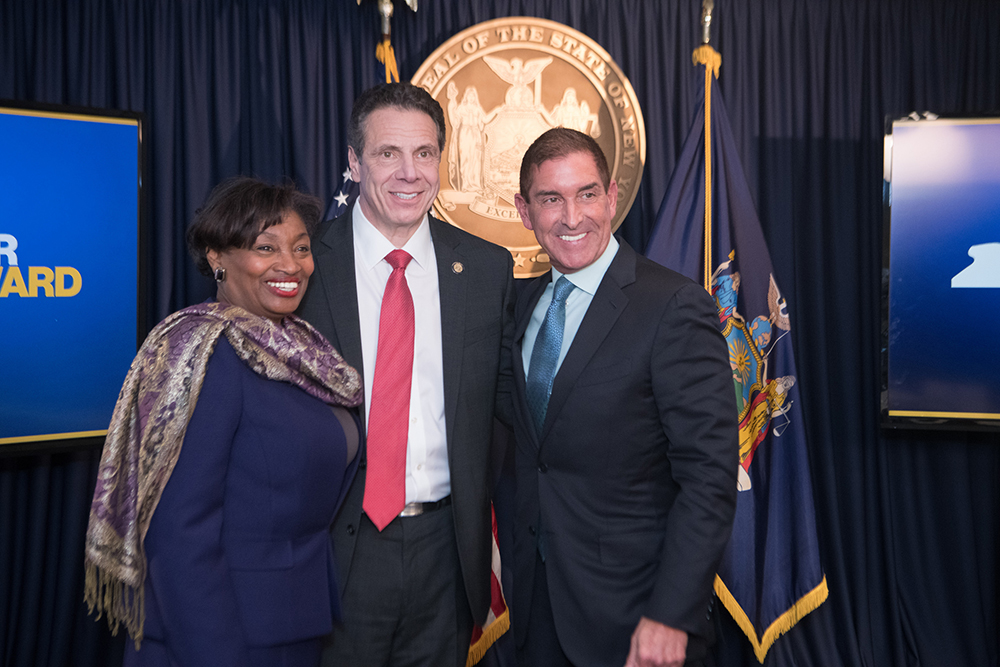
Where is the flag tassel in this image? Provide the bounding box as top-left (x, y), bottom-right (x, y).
top-left (692, 45), bottom-right (721, 291)
top-left (376, 37), bottom-right (400, 83)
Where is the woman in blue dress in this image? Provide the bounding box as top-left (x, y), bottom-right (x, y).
top-left (85, 177), bottom-right (363, 666)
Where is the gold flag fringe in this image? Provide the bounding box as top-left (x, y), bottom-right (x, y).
top-left (84, 561), bottom-right (145, 649)
top-left (714, 574), bottom-right (829, 663)
top-left (465, 608), bottom-right (510, 667)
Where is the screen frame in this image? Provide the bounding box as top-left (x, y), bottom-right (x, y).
top-left (880, 112), bottom-right (1000, 432)
top-left (0, 99), bottom-right (147, 455)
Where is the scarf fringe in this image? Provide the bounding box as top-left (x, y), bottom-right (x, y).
top-left (84, 561), bottom-right (145, 649)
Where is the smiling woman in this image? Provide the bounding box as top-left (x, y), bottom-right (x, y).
top-left (84, 177), bottom-right (364, 667)
top-left (206, 212), bottom-right (314, 322)
top-left (188, 177), bottom-right (321, 322)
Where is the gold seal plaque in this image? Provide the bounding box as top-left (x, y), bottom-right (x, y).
top-left (412, 17), bottom-right (646, 278)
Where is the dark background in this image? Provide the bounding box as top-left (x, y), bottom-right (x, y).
top-left (1, 1), bottom-right (998, 666)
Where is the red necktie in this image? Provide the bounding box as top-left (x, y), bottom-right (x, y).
top-left (363, 249), bottom-right (415, 531)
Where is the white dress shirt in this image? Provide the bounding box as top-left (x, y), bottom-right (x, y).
top-left (353, 206), bottom-right (450, 504)
top-left (522, 236), bottom-right (620, 377)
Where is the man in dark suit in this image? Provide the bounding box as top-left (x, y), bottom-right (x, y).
top-left (510, 128), bottom-right (738, 667)
top-left (297, 83), bottom-right (515, 666)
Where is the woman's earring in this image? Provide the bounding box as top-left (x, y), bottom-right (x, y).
top-left (214, 267), bottom-right (226, 282)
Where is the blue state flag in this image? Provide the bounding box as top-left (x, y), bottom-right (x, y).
top-left (646, 63), bottom-right (827, 663)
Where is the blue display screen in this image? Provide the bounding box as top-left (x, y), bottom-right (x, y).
top-left (0, 107), bottom-right (140, 445)
top-left (886, 119), bottom-right (1000, 421)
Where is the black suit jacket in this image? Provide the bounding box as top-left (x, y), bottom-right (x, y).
top-left (297, 206), bottom-right (515, 625)
top-left (511, 239), bottom-right (738, 666)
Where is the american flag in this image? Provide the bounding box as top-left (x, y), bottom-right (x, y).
top-left (325, 167), bottom-right (360, 220)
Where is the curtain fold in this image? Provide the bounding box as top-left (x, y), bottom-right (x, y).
top-left (1, 1), bottom-right (998, 665)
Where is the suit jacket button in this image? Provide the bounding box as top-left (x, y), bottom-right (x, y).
top-left (528, 525), bottom-right (537, 535)
top-left (359, 458), bottom-right (366, 469)
top-left (537, 462), bottom-right (548, 473)
top-left (347, 524), bottom-right (356, 535)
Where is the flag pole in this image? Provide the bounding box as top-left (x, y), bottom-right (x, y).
top-left (692, 0), bottom-right (720, 291)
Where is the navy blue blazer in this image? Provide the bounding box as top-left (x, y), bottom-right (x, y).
top-left (136, 336), bottom-right (359, 665)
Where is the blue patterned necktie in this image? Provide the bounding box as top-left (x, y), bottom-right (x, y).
top-left (526, 276), bottom-right (575, 436)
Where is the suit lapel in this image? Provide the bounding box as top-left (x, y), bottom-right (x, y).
top-left (514, 274), bottom-right (550, 343)
top-left (541, 242), bottom-right (636, 442)
top-left (429, 219), bottom-right (466, 449)
top-left (315, 208), bottom-right (365, 377)
top-left (513, 274), bottom-right (551, 448)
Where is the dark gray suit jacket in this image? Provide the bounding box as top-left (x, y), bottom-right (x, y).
top-left (511, 239), bottom-right (739, 666)
top-left (297, 206), bottom-right (515, 625)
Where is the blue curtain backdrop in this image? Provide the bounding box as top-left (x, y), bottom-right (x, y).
top-left (2, 1), bottom-right (999, 666)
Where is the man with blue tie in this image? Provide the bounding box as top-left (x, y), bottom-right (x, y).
top-left (511, 128), bottom-right (738, 667)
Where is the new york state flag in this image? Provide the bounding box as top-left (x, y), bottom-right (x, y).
top-left (645, 63), bottom-right (827, 664)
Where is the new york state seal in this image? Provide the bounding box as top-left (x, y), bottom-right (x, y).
top-left (412, 17), bottom-right (646, 278)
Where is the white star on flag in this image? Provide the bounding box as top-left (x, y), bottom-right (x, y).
top-left (324, 166), bottom-right (360, 220)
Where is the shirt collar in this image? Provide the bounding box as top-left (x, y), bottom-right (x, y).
top-left (352, 203), bottom-right (434, 273)
top-left (551, 235), bottom-right (620, 295)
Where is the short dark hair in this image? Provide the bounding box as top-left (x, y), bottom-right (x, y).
top-left (348, 83), bottom-right (446, 157)
top-left (186, 176), bottom-right (323, 276)
top-left (518, 128), bottom-right (611, 202)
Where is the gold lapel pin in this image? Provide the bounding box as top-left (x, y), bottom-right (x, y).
top-left (452, 261), bottom-right (464, 274)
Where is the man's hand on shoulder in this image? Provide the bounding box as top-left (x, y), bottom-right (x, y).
top-left (623, 617), bottom-right (687, 667)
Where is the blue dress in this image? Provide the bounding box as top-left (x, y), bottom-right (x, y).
top-left (124, 336), bottom-right (359, 667)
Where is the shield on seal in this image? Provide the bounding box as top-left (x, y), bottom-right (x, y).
top-left (482, 109), bottom-right (550, 207)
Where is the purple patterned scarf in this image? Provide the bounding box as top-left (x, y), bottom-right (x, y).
top-left (83, 302), bottom-right (362, 645)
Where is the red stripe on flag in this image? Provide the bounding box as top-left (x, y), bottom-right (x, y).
top-left (467, 504), bottom-right (509, 666)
